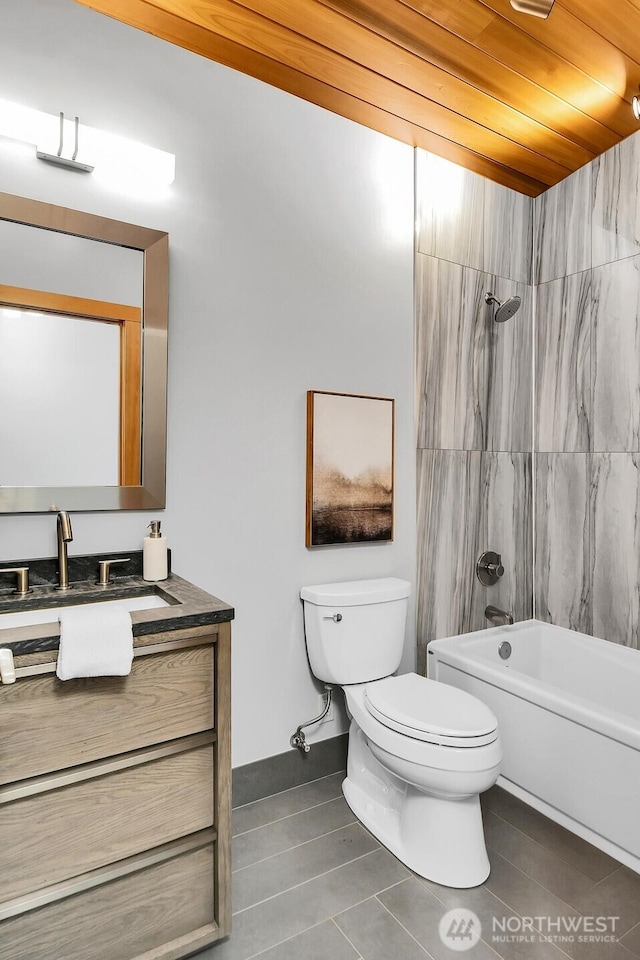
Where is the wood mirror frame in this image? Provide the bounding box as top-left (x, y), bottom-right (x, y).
top-left (0, 191), bottom-right (168, 513)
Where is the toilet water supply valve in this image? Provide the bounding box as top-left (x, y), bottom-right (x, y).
top-left (290, 684), bottom-right (333, 753)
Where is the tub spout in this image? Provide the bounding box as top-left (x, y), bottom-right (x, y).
top-left (485, 605), bottom-right (513, 626)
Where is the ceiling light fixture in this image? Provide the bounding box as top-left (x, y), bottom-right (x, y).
top-left (633, 93), bottom-right (640, 121)
top-left (509, 0), bottom-right (556, 18)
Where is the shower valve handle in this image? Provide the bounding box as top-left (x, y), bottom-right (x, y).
top-left (476, 551), bottom-right (504, 586)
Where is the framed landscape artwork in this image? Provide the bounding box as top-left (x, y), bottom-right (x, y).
top-left (306, 390), bottom-right (394, 547)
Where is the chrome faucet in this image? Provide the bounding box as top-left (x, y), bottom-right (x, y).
top-left (56, 511), bottom-right (73, 591)
top-left (485, 605), bottom-right (513, 626)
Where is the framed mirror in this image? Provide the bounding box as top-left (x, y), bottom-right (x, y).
top-left (0, 191), bottom-right (168, 513)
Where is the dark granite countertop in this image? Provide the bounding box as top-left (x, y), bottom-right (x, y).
top-left (0, 554), bottom-right (234, 657)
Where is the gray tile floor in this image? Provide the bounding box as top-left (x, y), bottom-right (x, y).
top-left (200, 773), bottom-right (640, 960)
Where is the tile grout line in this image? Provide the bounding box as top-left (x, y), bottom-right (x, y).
top-left (231, 847), bottom-right (387, 917)
top-left (483, 803), bottom-right (614, 886)
top-left (329, 879), bottom-right (411, 930)
top-left (577, 864), bottom-right (623, 896)
top-left (232, 771), bottom-right (345, 813)
top-left (244, 918), bottom-right (363, 960)
top-left (413, 871), bottom-right (563, 956)
top-left (233, 793), bottom-right (348, 839)
top-left (233, 774), bottom-right (345, 821)
top-left (619, 920), bottom-right (640, 960)
top-left (408, 876), bottom-right (516, 959)
top-left (330, 917), bottom-right (365, 960)
top-left (481, 854), bottom-right (637, 949)
top-left (232, 820), bottom-right (372, 878)
top-left (484, 843), bottom-right (589, 920)
top-left (374, 890), bottom-right (439, 959)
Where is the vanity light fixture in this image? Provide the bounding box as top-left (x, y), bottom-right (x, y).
top-left (0, 98), bottom-right (175, 192)
top-left (509, 0), bottom-right (556, 18)
top-left (36, 112), bottom-right (94, 173)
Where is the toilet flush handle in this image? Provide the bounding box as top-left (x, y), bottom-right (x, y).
top-left (323, 613), bottom-right (342, 622)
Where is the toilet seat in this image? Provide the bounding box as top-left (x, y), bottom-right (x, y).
top-left (344, 682), bottom-right (502, 773)
top-left (364, 673), bottom-right (498, 747)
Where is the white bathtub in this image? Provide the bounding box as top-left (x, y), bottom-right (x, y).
top-left (428, 619), bottom-right (640, 873)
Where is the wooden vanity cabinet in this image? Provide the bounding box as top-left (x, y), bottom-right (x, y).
top-left (0, 621), bottom-right (231, 960)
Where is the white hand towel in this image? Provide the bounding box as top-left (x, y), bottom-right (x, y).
top-left (56, 606), bottom-right (134, 680)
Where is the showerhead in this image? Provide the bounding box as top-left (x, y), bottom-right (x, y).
top-left (485, 292), bottom-right (522, 323)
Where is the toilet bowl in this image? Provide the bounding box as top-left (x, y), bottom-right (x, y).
top-left (300, 578), bottom-right (502, 888)
top-left (342, 676), bottom-right (501, 887)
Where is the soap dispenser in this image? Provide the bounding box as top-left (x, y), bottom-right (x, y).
top-left (143, 520), bottom-right (168, 582)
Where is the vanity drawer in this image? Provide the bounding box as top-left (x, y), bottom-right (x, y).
top-left (0, 839), bottom-right (217, 960)
top-left (0, 643), bottom-right (214, 785)
top-left (0, 737), bottom-right (214, 902)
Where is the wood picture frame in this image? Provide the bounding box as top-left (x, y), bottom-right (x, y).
top-left (306, 390), bottom-right (394, 547)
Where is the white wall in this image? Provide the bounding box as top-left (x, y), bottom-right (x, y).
top-left (0, 0), bottom-right (416, 766)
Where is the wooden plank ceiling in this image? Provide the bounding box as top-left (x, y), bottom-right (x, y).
top-left (74, 0), bottom-right (640, 195)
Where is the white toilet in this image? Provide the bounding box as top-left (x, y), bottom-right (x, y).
top-left (300, 577), bottom-right (502, 888)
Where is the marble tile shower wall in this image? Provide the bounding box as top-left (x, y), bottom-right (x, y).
top-left (535, 131), bottom-right (640, 647)
top-left (415, 152), bottom-right (534, 664)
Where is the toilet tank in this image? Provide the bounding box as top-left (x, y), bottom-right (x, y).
top-left (300, 578), bottom-right (411, 684)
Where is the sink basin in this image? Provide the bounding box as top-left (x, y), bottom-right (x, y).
top-left (0, 594), bottom-right (169, 629)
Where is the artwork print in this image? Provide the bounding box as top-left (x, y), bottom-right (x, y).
top-left (306, 391), bottom-right (394, 547)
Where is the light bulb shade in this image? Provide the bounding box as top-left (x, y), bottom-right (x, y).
top-left (633, 96), bottom-right (640, 122)
top-left (510, 0), bottom-right (556, 18)
top-left (0, 98), bottom-right (52, 146)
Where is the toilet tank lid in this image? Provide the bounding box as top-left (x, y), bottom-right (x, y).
top-left (300, 578), bottom-right (411, 606)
